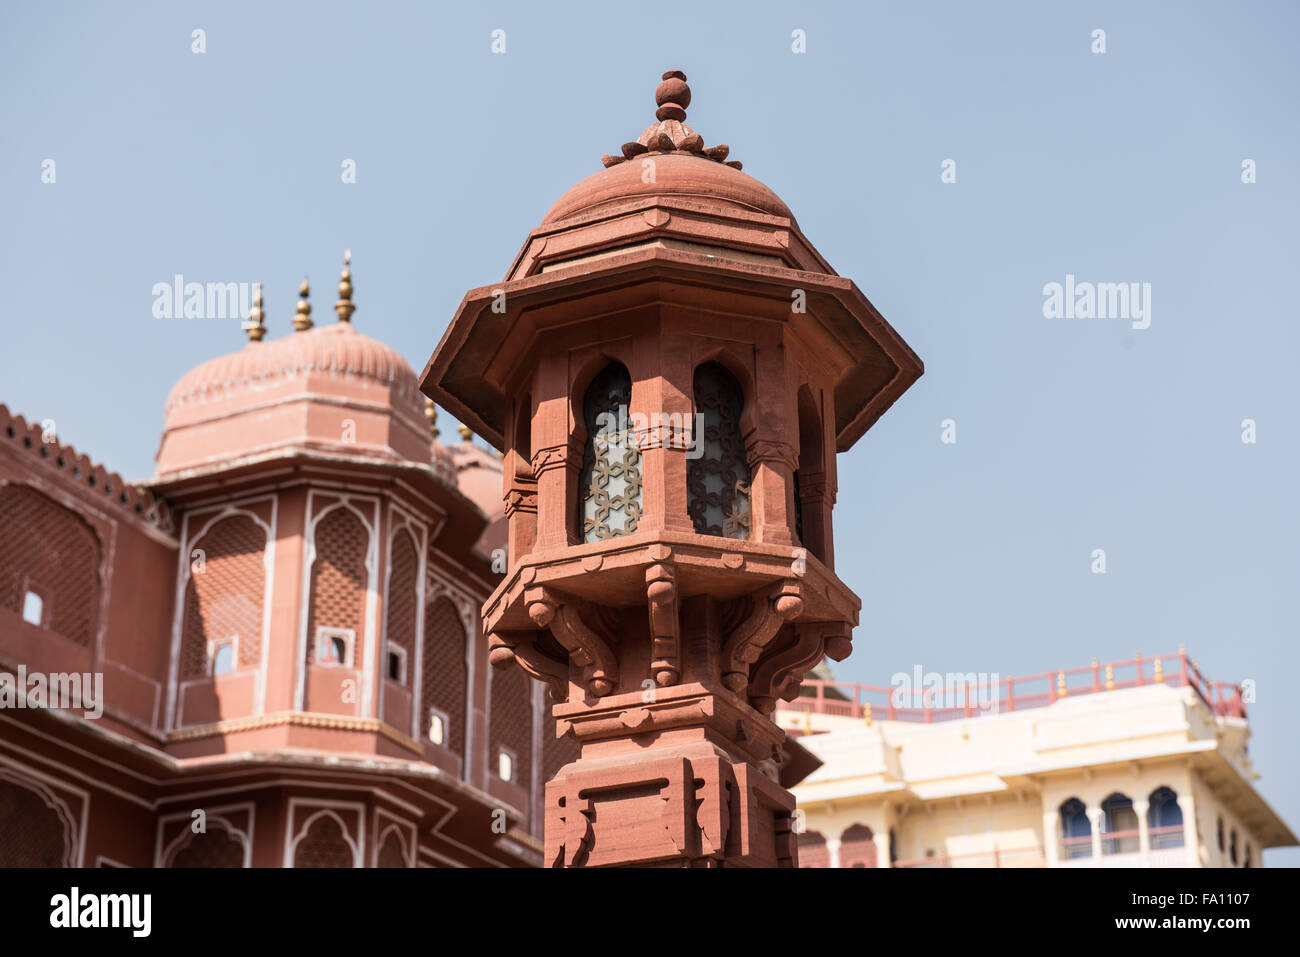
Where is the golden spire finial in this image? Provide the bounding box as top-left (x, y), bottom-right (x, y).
top-left (425, 398), bottom-right (440, 440)
top-left (245, 281), bottom-right (266, 342)
top-left (334, 249), bottom-right (355, 323)
top-left (458, 423), bottom-right (473, 442)
top-left (293, 276), bottom-right (313, 331)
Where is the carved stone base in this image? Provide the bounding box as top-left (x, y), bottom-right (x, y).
top-left (544, 743), bottom-right (798, 868)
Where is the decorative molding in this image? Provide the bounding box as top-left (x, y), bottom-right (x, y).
top-left (525, 587), bottom-right (618, 697)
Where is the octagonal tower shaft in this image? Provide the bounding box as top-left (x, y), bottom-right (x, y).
top-left (421, 71), bottom-right (922, 867)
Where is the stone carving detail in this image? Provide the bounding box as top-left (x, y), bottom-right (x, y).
top-left (488, 629), bottom-right (568, 701)
top-left (720, 580), bottom-right (804, 694)
top-left (503, 487), bottom-right (537, 516)
top-left (749, 622), bottom-right (851, 715)
top-left (526, 586), bottom-right (618, 696)
top-left (645, 561), bottom-right (680, 686)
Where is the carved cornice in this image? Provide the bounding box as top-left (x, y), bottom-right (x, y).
top-left (530, 441), bottom-right (581, 477)
top-left (503, 487), bottom-right (538, 516)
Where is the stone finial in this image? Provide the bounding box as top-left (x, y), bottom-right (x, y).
top-left (600, 70), bottom-right (742, 171)
top-left (293, 276), bottom-right (313, 332)
top-left (457, 423), bottom-right (473, 442)
top-left (425, 397), bottom-right (440, 440)
top-left (334, 249), bottom-right (355, 323)
top-left (245, 282), bottom-right (266, 342)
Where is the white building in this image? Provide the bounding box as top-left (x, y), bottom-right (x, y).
top-left (777, 650), bottom-right (1295, 868)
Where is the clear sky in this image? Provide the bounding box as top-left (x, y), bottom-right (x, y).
top-left (2, 1), bottom-right (1297, 863)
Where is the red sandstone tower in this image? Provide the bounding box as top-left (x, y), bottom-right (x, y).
top-left (422, 71), bottom-right (922, 867)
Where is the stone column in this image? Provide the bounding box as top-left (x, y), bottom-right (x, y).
top-left (1134, 799), bottom-right (1150, 866)
top-left (1087, 806), bottom-right (1104, 864)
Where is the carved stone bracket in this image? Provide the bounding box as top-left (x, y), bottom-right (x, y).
top-left (749, 621), bottom-right (850, 715)
top-left (745, 438), bottom-right (799, 473)
top-left (487, 629), bottom-right (568, 701)
top-left (530, 440), bottom-right (581, 478)
top-left (526, 585), bottom-right (619, 697)
top-left (720, 580), bottom-right (804, 695)
top-left (503, 486), bottom-right (538, 517)
top-left (645, 561), bottom-right (681, 687)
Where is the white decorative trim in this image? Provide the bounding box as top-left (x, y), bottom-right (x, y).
top-left (284, 798), bottom-right (365, 868)
top-left (155, 801), bottom-right (254, 868)
top-left (0, 762), bottom-right (82, 867)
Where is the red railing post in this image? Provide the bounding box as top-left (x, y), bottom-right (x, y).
top-left (1179, 647), bottom-right (1188, 688)
top-left (1005, 677), bottom-right (1014, 713)
top-left (1091, 658), bottom-right (1100, 692)
top-left (1135, 651), bottom-right (1144, 686)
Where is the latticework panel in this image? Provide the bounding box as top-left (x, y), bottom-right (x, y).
top-left (0, 484), bottom-right (100, 645)
top-left (421, 596), bottom-right (467, 756)
top-left (0, 780), bottom-right (67, 867)
top-left (169, 826), bottom-right (245, 867)
top-left (490, 661), bottom-right (533, 794)
top-left (385, 529), bottom-right (418, 659)
top-left (181, 514), bottom-right (266, 678)
top-left (305, 508), bottom-right (369, 664)
top-left (292, 814), bottom-right (354, 868)
top-left (578, 363), bottom-right (642, 542)
top-left (687, 362), bottom-right (751, 539)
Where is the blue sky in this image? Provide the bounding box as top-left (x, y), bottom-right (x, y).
top-left (2, 1), bottom-right (1297, 863)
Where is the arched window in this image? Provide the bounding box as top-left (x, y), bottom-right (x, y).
top-left (797, 829), bottom-right (829, 868)
top-left (489, 662), bottom-right (533, 798)
top-left (168, 822), bottom-right (245, 867)
top-left (687, 362), bottom-right (751, 540)
top-left (1101, 793), bottom-right (1139, 855)
top-left (1229, 829), bottom-right (1238, 865)
top-left (578, 362), bottom-right (642, 542)
top-left (1147, 786), bottom-right (1184, 849)
top-left (1059, 798), bottom-right (1092, 859)
top-left (306, 508), bottom-right (368, 667)
top-left (384, 528), bottom-right (418, 687)
top-left (1244, 843), bottom-right (1252, 868)
top-left (840, 823), bottom-right (877, 868)
top-left (292, 813), bottom-right (356, 868)
top-left (0, 777), bottom-right (71, 867)
top-left (1217, 816), bottom-right (1225, 853)
top-left (422, 597), bottom-right (468, 758)
top-left (794, 386), bottom-right (824, 560)
top-left (181, 514), bottom-right (266, 680)
top-left (0, 484), bottom-right (101, 646)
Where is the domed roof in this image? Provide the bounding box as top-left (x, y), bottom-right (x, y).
top-left (165, 322), bottom-right (419, 416)
top-left (155, 270), bottom-right (432, 476)
top-left (543, 152), bottom-right (792, 225)
top-left (542, 70), bottom-right (795, 227)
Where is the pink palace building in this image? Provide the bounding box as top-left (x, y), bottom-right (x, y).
top-left (0, 260), bottom-right (573, 867)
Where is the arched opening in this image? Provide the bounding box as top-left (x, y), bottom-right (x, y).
top-left (422, 596), bottom-right (468, 760)
top-left (578, 362), bottom-right (642, 542)
top-left (1229, 829), bottom-right (1238, 866)
top-left (1147, 786), bottom-right (1185, 849)
top-left (0, 777), bottom-right (70, 867)
top-left (292, 812), bottom-right (356, 868)
top-left (840, 823), bottom-right (877, 868)
top-left (1101, 793), bottom-right (1139, 855)
top-left (794, 386), bottom-right (825, 561)
top-left (168, 822), bottom-right (245, 867)
top-left (0, 484), bottom-right (101, 646)
top-left (687, 361), bottom-right (751, 540)
top-left (797, 829), bottom-right (829, 868)
top-left (1059, 797), bottom-right (1092, 859)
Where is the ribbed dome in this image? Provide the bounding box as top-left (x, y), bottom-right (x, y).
top-left (156, 323), bottom-right (432, 476)
top-left (542, 152), bottom-right (793, 225)
top-left (165, 323), bottom-right (419, 417)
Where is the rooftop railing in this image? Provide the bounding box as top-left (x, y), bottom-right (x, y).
top-left (778, 649), bottom-right (1247, 725)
